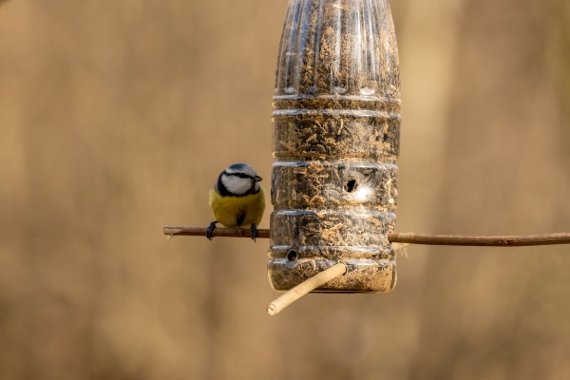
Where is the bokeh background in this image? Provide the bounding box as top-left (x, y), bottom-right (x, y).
top-left (1, 0), bottom-right (569, 379)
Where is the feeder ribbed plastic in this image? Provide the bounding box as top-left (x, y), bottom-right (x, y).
top-left (268, 0), bottom-right (400, 292)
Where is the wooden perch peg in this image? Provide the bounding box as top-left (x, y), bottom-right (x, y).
top-left (267, 262), bottom-right (348, 316)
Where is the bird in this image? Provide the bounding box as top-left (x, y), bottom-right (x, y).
top-left (207, 163), bottom-right (265, 241)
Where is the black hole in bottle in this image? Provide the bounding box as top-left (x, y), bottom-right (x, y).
top-left (287, 250), bottom-right (298, 262)
top-left (345, 179), bottom-right (358, 193)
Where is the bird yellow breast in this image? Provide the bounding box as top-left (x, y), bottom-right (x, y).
top-left (209, 189), bottom-right (265, 228)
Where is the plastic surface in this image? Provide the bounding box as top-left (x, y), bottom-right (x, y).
top-left (268, 0), bottom-right (401, 292)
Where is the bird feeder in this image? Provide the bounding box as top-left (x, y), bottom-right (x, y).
top-left (268, 0), bottom-right (401, 292)
top-left (163, 0), bottom-right (570, 314)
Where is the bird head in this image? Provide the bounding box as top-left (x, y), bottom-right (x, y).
top-left (217, 163), bottom-right (263, 196)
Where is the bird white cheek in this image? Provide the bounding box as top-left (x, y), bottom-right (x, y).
top-left (221, 176), bottom-right (251, 195)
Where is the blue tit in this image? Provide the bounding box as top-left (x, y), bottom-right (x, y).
top-left (207, 163), bottom-right (265, 240)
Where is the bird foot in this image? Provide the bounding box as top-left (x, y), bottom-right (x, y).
top-left (250, 224), bottom-right (258, 242)
top-left (206, 221), bottom-right (218, 240)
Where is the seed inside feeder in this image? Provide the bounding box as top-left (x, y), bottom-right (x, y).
top-left (268, 0), bottom-right (401, 293)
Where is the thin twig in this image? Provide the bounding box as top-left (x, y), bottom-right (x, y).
top-left (267, 262), bottom-right (348, 316)
top-left (388, 232), bottom-right (570, 246)
top-left (164, 226), bottom-right (270, 239)
top-left (162, 226), bottom-right (570, 247)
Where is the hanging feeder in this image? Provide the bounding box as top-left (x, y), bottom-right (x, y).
top-left (162, 0), bottom-right (570, 315)
top-left (268, 0), bottom-right (401, 293)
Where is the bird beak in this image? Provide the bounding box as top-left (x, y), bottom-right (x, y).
top-left (255, 175), bottom-right (263, 182)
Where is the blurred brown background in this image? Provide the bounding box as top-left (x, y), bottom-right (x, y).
top-left (1, 0), bottom-right (569, 379)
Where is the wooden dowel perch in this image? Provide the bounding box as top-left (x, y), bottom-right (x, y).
top-left (267, 262), bottom-right (348, 316)
top-left (163, 227), bottom-right (570, 247)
